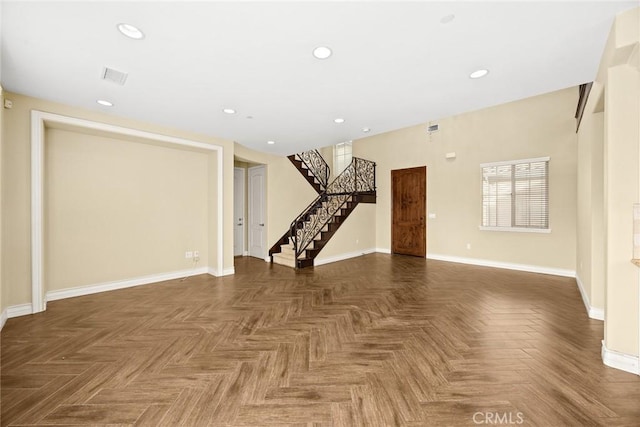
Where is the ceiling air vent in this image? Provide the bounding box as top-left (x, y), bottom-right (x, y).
top-left (101, 67), bottom-right (128, 86)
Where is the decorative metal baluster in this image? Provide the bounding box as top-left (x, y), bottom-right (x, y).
top-left (287, 156), bottom-right (376, 267)
top-left (297, 150), bottom-right (330, 190)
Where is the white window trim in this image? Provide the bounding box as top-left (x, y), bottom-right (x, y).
top-left (480, 156), bottom-right (550, 232)
top-left (479, 226), bottom-right (551, 234)
top-left (333, 141), bottom-right (353, 175)
top-left (480, 156), bottom-right (550, 168)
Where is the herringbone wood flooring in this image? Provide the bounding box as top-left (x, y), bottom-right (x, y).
top-left (1, 254), bottom-right (639, 426)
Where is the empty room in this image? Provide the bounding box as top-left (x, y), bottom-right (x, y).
top-left (1, 1), bottom-right (639, 426)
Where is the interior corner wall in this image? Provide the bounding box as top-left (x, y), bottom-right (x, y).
top-left (604, 62), bottom-right (640, 357)
top-left (223, 145), bottom-right (234, 272)
top-left (0, 85), bottom-right (4, 317)
top-left (598, 6), bottom-right (640, 360)
top-left (355, 87), bottom-right (578, 273)
top-left (577, 83), bottom-right (606, 314)
top-left (2, 92), bottom-right (234, 308)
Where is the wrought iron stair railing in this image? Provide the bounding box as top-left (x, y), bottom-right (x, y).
top-left (287, 149), bottom-right (330, 193)
top-left (291, 158), bottom-right (375, 259)
top-left (270, 156), bottom-right (376, 268)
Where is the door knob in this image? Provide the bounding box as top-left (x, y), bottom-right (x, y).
top-left (259, 223), bottom-right (265, 226)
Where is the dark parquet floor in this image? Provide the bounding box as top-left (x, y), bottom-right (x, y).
top-left (1, 254), bottom-right (639, 426)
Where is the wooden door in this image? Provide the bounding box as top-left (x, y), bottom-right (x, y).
top-left (392, 166), bottom-right (426, 257)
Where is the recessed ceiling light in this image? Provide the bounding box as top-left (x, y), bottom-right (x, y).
top-left (117, 23), bottom-right (144, 40)
top-left (223, 108), bottom-right (236, 114)
top-left (362, 127), bottom-right (371, 133)
top-left (96, 99), bottom-right (113, 107)
top-left (313, 46), bottom-right (332, 60)
top-left (334, 118), bottom-right (345, 124)
top-left (267, 140), bottom-right (275, 145)
top-left (469, 69), bottom-right (489, 79)
top-left (440, 14), bottom-right (455, 24)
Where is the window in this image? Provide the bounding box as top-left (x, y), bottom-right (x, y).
top-left (481, 157), bottom-right (549, 232)
top-left (333, 141), bottom-right (352, 175)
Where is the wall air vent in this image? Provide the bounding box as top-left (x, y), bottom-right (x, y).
top-left (427, 124), bottom-right (439, 132)
top-left (102, 67), bottom-right (128, 86)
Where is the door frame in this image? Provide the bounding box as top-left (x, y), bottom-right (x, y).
top-left (248, 165), bottom-right (267, 260)
top-left (391, 166), bottom-right (427, 257)
top-left (233, 167), bottom-right (246, 257)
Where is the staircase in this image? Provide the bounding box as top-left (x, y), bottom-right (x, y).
top-left (287, 150), bottom-right (329, 194)
top-left (270, 154), bottom-right (376, 269)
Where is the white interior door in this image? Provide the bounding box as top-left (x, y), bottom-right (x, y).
top-left (248, 165), bottom-right (266, 259)
top-left (233, 167), bottom-right (245, 256)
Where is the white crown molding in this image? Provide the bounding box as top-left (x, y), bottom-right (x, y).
top-left (602, 340), bottom-right (639, 376)
top-left (46, 268), bottom-right (209, 302)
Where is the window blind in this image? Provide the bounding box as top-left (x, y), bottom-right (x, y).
top-left (481, 157), bottom-right (549, 230)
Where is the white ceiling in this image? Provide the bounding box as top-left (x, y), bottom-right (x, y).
top-left (2, 1), bottom-right (637, 155)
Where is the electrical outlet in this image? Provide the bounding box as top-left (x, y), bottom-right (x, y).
top-left (466, 243), bottom-right (471, 250)
top-left (185, 251), bottom-right (193, 259)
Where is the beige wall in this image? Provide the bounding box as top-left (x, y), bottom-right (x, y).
top-left (578, 7), bottom-right (640, 359)
top-left (577, 83), bottom-right (605, 313)
top-left (605, 62), bottom-right (639, 357)
top-left (2, 92), bottom-right (234, 307)
top-left (44, 128), bottom-right (209, 291)
top-left (267, 156), bottom-right (318, 248)
top-left (355, 87), bottom-right (578, 272)
top-left (316, 203), bottom-right (376, 263)
top-left (0, 86), bottom-right (3, 314)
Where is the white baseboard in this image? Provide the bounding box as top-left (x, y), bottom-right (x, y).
top-left (208, 267), bottom-right (235, 276)
top-left (0, 303), bottom-right (36, 330)
top-left (426, 253), bottom-right (576, 278)
top-left (602, 340), bottom-right (639, 376)
top-left (314, 248), bottom-right (376, 266)
top-left (0, 308), bottom-right (7, 330)
top-left (243, 251), bottom-right (249, 256)
top-left (46, 268), bottom-right (208, 302)
top-left (375, 248), bottom-right (392, 254)
top-left (575, 275), bottom-right (605, 321)
top-left (8, 303), bottom-right (34, 317)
